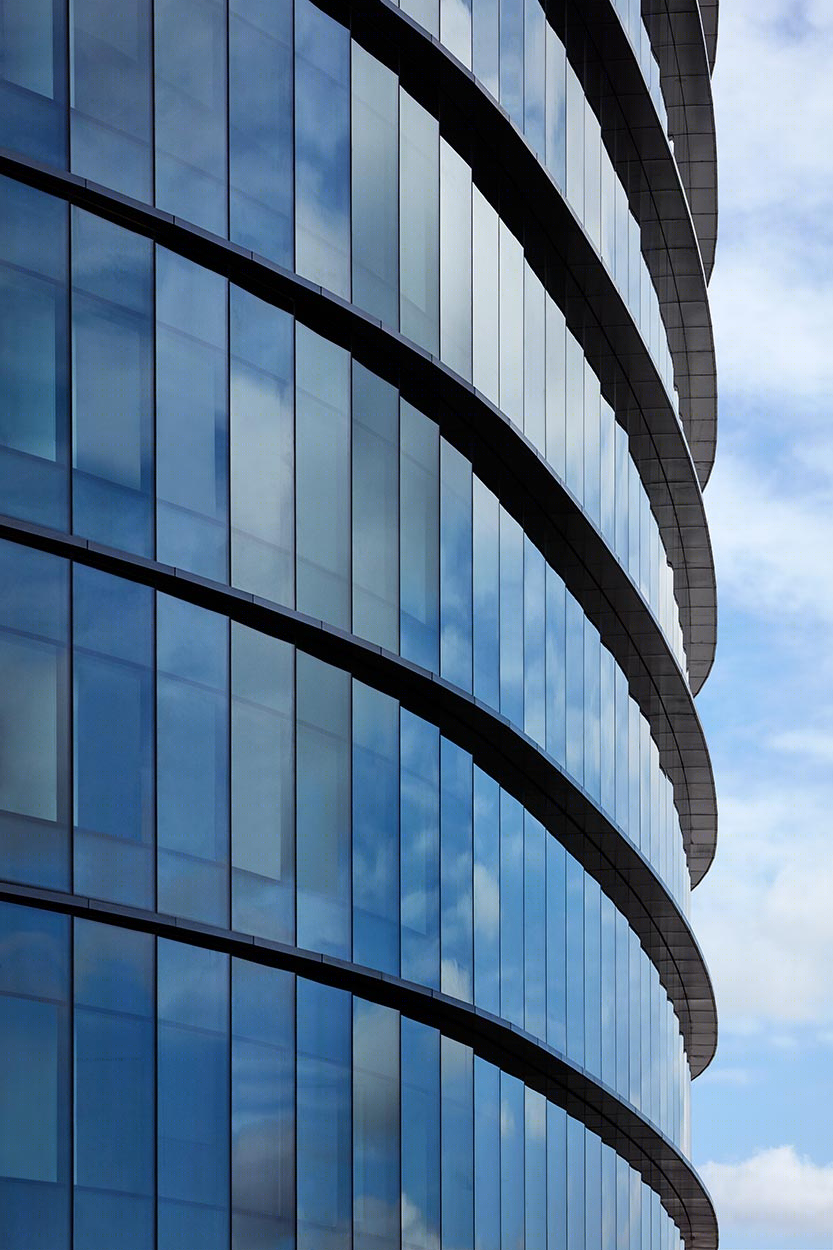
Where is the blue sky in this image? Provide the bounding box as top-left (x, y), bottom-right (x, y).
top-left (690, 2), bottom-right (833, 1246)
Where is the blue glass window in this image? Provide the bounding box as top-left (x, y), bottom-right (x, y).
top-left (73, 566), bottom-right (154, 907)
top-left (473, 766), bottom-right (500, 1014)
top-left (0, 177), bottom-right (68, 529)
top-left (524, 1088), bottom-right (547, 1248)
top-left (401, 710), bottom-right (440, 989)
top-left (156, 594), bottom-right (229, 926)
top-left (156, 248), bottom-right (229, 581)
top-left (440, 740), bottom-right (473, 1002)
top-left (157, 939), bottom-right (229, 1250)
top-left (546, 835), bottom-right (566, 1052)
top-left (500, 1072), bottom-right (524, 1250)
top-left (400, 401), bottom-right (440, 672)
top-left (230, 286), bottom-right (294, 605)
top-left (401, 1018), bottom-right (440, 1250)
top-left (499, 0), bottom-right (524, 126)
top-left (229, 0), bottom-right (293, 266)
top-left (499, 508), bottom-right (524, 728)
top-left (547, 1102), bottom-right (567, 1250)
top-left (353, 999), bottom-right (400, 1250)
top-left (473, 1057), bottom-right (500, 1250)
top-left (400, 91), bottom-right (439, 355)
top-left (231, 624), bottom-right (295, 943)
top-left (297, 979), bottom-right (352, 1250)
top-left (523, 813), bottom-right (546, 1039)
top-left (0, 0), bottom-right (67, 163)
top-left (352, 45), bottom-right (398, 326)
top-left (352, 363), bottom-right (399, 651)
top-left (499, 791), bottom-right (524, 1028)
top-left (0, 540), bottom-right (69, 890)
top-left (295, 0), bottom-right (350, 298)
top-left (74, 920), bottom-right (154, 1249)
top-left (72, 209), bottom-right (154, 557)
top-left (441, 1037), bottom-right (474, 1249)
top-left (440, 438), bottom-right (473, 691)
top-left (353, 682), bottom-right (400, 975)
top-left (472, 478), bottom-right (500, 711)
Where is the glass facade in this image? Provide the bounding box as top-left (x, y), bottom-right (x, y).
top-left (0, 1), bottom-right (718, 1248)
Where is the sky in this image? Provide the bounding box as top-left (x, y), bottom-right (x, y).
top-left (689, 1), bottom-right (833, 1247)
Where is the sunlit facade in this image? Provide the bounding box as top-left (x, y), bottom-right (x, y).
top-left (0, 0), bottom-right (718, 1246)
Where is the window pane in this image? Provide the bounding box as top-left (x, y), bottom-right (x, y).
top-left (472, 0), bottom-right (498, 97)
top-left (473, 1058), bottom-right (500, 1250)
top-left (156, 248), bottom-right (228, 580)
top-left (352, 44), bottom-right (398, 325)
top-left (353, 1000), bottom-right (399, 1250)
top-left (523, 0), bottom-right (544, 157)
top-left (353, 682), bottom-right (400, 975)
top-left (230, 286), bottom-right (294, 604)
top-left (70, 0), bottom-right (152, 199)
top-left (499, 508), bottom-right (523, 728)
top-left (523, 266), bottom-right (545, 452)
top-left (74, 921), bottom-right (154, 1249)
top-left (401, 1018), bottom-right (440, 1250)
top-left (231, 623), bottom-right (294, 943)
top-left (400, 401), bottom-right (439, 671)
top-left (440, 438), bottom-right (473, 691)
top-left (472, 478), bottom-right (499, 710)
top-left (0, 540), bottom-right (69, 890)
top-left (296, 325), bottom-right (351, 627)
top-left (400, 90), bottom-right (439, 355)
top-left (296, 653), bottom-right (351, 958)
top-left (297, 980), bottom-right (352, 1250)
top-left (0, 177), bottom-right (68, 528)
top-left (0, 902), bottom-right (69, 1250)
top-left (295, 0), bottom-right (350, 297)
top-left (157, 940), bottom-right (229, 1250)
top-left (401, 710), bottom-right (440, 989)
top-left (473, 766), bottom-right (500, 1015)
top-left (523, 813), bottom-right (546, 1039)
top-left (441, 1037), bottom-right (474, 1249)
top-left (472, 187), bottom-right (499, 407)
top-left (499, 0), bottom-right (523, 126)
top-left (0, 0), bottom-right (67, 163)
top-left (440, 138), bottom-right (472, 381)
top-left (440, 739), bottom-right (473, 1002)
top-left (73, 566), bottom-right (154, 907)
top-left (155, 0), bottom-right (227, 234)
top-left (546, 835), bottom-right (566, 1052)
top-left (500, 1072), bottom-right (524, 1250)
top-left (72, 208), bottom-right (153, 556)
top-left (352, 363), bottom-right (399, 650)
top-left (498, 221), bottom-right (524, 426)
top-left (441, 0), bottom-right (471, 67)
top-left (229, 0), bottom-right (293, 265)
top-left (157, 594), bottom-right (229, 926)
top-left (499, 791), bottom-right (523, 1028)
top-left (232, 959), bottom-right (295, 1250)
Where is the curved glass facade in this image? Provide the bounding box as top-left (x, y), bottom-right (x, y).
top-left (0, 0), bottom-right (718, 1247)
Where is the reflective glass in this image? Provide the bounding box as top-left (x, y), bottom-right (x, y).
top-left (0, 540), bottom-right (69, 889)
top-left (354, 1000), bottom-right (399, 1250)
top-left (584, 875), bottom-right (602, 1075)
top-left (0, 0), bottom-right (67, 163)
top-left (500, 1072), bottom-right (524, 1250)
top-left (565, 852), bottom-right (585, 1063)
top-left (565, 592), bottom-right (584, 784)
top-left (525, 1088), bottom-right (547, 1248)
top-left (523, 267), bottom-right (545, 451)
top-left (499, 791), bottom-right (524, 1028)
top-left (524, 537), bottom-right (546, 746)
top-left (401, 1018), bottom-right (440, 1250)
top-left (297, 980), bottom-right (352, 1250)
top-left (74, 921), bottom-right (154, 1249)
top-left (498, 221), bottom-right (524, 426)
top-left (474, 1057), bottom-right (500, 1250)
top-left (545, 296), bottom-right (565, 480)
top-left (156, 594), bottom-right (229, 926)
top-left (499, 508), bottom-right (524, 728)
top-left (296, 653), bottom-right (351, 959)
top-left (473, 766), bottom-right (500, 1015)
top-left (296, 325), bottom-right (351, 627)
top-left (0, 177), bottom-right (68, 529)
top-left (545, 25), bottom-right (566, 191)
top-left (400, 90), bottom-right (439, 355)
top-left (565, 331), bottom-right (584, 503)
top-left (231, 624), bottom-right (294, 943)
top-left (523, 0), bottom-right (545, 157)
top-left (440, 138), bottom-right (473, 381)
top-left (400, 0), bottom-right (439, 37)
top-left (547, 1102), bottom-right (567, 1250)
top-left (472, 477), bottom-right (500, 710)
top-left (523, 813), bottom-right (546, 1040)
top-left (400, 401), bottom-right (439, 671)
top-left (546, 834), bottom-right (566, 1053)
top-left (73, 566), bottom-right (154, 907)
top-left (472, 188), bottom-right (499, 407)
top-left (72, 209), bottom-right (154, 556)
top-left (584, 620), bottom-right (601, 799)
top-left (352, 44), bottom-right (398, 326)
top-left (352, 363), bottom-right (399, 651)
top-left (401, 710), bottom-right (440, 989)
top-left (155, 0), bottom-right (227, 234)
top-left (566, 1116), bottom-right (584, 1250)
top-left (440, 438), bottom-right (473, 691)
top-left (441, 1037), bottom-right (474, 1249)
top-left (70, 0), bottom-right (152, 200)
top-left (499, 0), bottom-right (523, 125)
top-left (353, 682), bottom-right (400, 975)
top-left (295, 0), bottom-right (350, 297)
top-left (157, 940), bottom-right (229, 1250)
top-left (440, 740), bottom-right (473, 1001)
top-left (545, 566), bottom-right (566, 767)
top-left (565, 64), bottom-right (584, 216)
top-left (585, 1130), bottom-right (602, 1250)
top-left (230, 286), bottom-right (294, 604)
top-left (229, 0), bottom-right (293, 266)
top-left (231, 959), bottom-right (295, 1250)
top-left (441, 0), bottom-right (472, 67)
top-left (472, 0), bottom-right (499, 98)
top-left (156, 248), bottom-right (228, 581)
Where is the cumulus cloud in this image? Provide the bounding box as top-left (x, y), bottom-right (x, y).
top-left (700, 1146), bottom-right (833, 1241)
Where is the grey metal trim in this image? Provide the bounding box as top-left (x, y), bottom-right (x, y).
top-left (0, 881), bottom-right (719, 1250)
top-left (0, 517), bottom-right (717, 1076)
top-left (641, 0), bottom-right (719, 282)
top-left (0, 150), bottom-right (718, 874)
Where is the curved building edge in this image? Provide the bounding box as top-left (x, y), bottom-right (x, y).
top-left (0, 879), bottom-right (720, 1250)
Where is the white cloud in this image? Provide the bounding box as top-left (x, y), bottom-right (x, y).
top-left (700, 1146), bottom-right (833, 1241)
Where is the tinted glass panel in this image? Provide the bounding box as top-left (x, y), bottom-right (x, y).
top-left (400, 91), bottom-right (439, 355)
top-left (352, 44), bottom-right (398, 325)
top-left (353, 682), bottom-right (400, 975)
top-left (0, 0), bottom-right (67, 162)
top-left (352, 363), bottom-right (399, 651)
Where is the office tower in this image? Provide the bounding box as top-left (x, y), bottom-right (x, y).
top-left (0, 1), bottom-right (718, 1246)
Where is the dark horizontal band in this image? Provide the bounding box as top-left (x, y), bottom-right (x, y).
top-left (0, 516), bottom-right (717, 1076)
top-left (0, 148), bottom-right (718, 882)
top-left (642, 0), bottom-right (719, 282)
top-left (0, 880), bottom-right (718, 1250)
